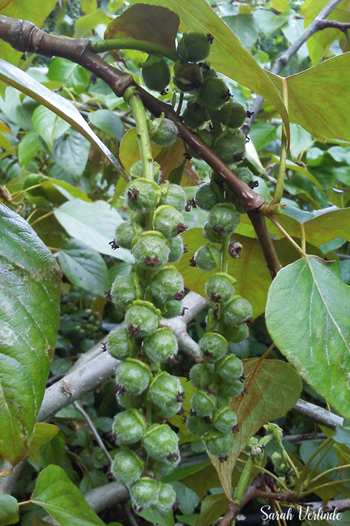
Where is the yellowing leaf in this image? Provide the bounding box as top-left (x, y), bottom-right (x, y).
top-left (119, 127), bottom-right (162, 173)
top-left (27, 423), bottom-right (60, 463)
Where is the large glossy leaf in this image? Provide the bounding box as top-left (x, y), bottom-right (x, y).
top-left (27, 423), bottom-right (60, 463)
top-left (52, 129), bottom-right (90, 177)
top-left (0, 204), bottom-right (60, 472)
top-left (209, 359), bottom-right (302, 500)
top-left (32, 106), bottom-right (70, 149)
top-left (48, 58), bottom-right (90, 94)
top-left (266, 256), bottom-right (350, 420)
top-left (31, 465), bottom-right (105, 526)
top-left (0, 495), bottom-right (19, 526)
top-left (0, 59), bottom-right (127, 178)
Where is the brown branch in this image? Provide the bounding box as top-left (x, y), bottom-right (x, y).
top-left (317, 19), bottom-right (350, 31)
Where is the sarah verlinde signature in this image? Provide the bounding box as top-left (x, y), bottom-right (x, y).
top-left (260, 504), bottom-right (342, 522)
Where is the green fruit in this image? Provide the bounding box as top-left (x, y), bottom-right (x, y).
top-left (222, 297), bottom-right (253, 326)
top-left (150, 458), bottom-right (177, 477)
top-left (130, 477), bottom-right (159, 510)
top-left (130, 159), bottom-right (160, 183)
top-left (126, 178), bottom-right (160, 213)
top-left (177, 32), bottom-right (211, 63)
top-left (149, 371), bottom-right (183, 410)
top-left (143, 327), bottom-right (178, 364)
top-left (154, 205), bottom-right (185, 239)
top-left (160, 183), bottom-right (187, 212)
top-left (111, 449), bottom-right (144, 486)
top-left (183, 100), bottom-right (209, 129)
top-left (113, 408), bottom-right (146, 445)
top-left (107, 327), bottom-right (132, 360)
top-left (214, 131), bottom-right (246, 165)
top-left (132, 231), bottom-right (170, 271)
top-left (195, 182), bottom-right (221, 210)
top-left (208, 203), bottom-right (239, 236)
top-left (221, 322), bottom-right (249, 344)
top-left (194, 244), bottom-right (221, 272)
top-left (23, 173), bottom-right (48, 197)
top-left (168, 235), bottom-right (184, 263)
top-left (141, 54), bottom-right (171, 92)
top-left (116, 358), bottom-right (151, 395)
top-left (203, 222), bottom-right (224, 244)
top-left (205, 273), bottom-right (236, 304)
top-left (151, 118), bottom-right (178, 147)
top-left (199, 332), bottom-right (228, 363)
top-left (154, 401), bottom-right (182, 419)
top-left (150, 266), bottom-right (184, 304)
top-left (215, 354), bottom-right (243, 382)
top-left (218, 378), bottom-right (245, 397)
top-left (189, 363), bottom-right (212, 389)
top-left (219, 101), bottom-right (247, 129)
top-left (115, 221), bottom-right (138, 249)
top-left (186, 414), bottom-right (213, 436)
top-left (143, 424), bottom-right (179, 461)
top-left (125, 300), bottom-right (161, 338)
top-left (117, 391), bottom-right (145, 409)
top-left (197, 77), bottom-right (229, 109)
top-left (190, 390), bottom-right (216, 417)
top-left (161, 299), bottom-right (183, 318)
top-left (213, 407), bottom-right (237, 433)
top-left (158, 482), bottom-right (177, 512)
top-left (204, 431), bottom-right (234, 457)
top-left (111, 275), bottom-right (140, 310)
top-left (174, 60), bottom-right (203, 92)
top-left (235, 167), bottom-right (253, 184)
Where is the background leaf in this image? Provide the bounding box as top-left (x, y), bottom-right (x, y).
top-left (0, 494), bottom-right (19, 526)
top-left (52, 128), bottom-right (90, 176)
top-left (32, 106), bottom-right (70, 149)
top-left (88, 109), bottom-right (124, 140)
top-left (27, 423), bottom-right (60, 464)
top-left (48, 58), bottom-right (90, 94)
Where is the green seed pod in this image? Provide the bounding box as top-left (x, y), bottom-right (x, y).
top-left (199, 332), bottom-right (228, 364)
top-left (23, 173), bottom-right (48, 197)
top-left (158, 482), bottom-right (177, 512)
top-left (215, 354), bottom-right (244, 382)
top-left (143, 327), bottom-right (178, 364)
top-left (132, 231), bottom-right (170, 271)
top-left (160, 183), bottom-right (187, 212)
top-left (205, 273), bottom-right (236, 305)
top-left (235, 167), bottom-right (254, 185)
top-left (150, 266), bottom-right (184, 304)
top-left (117, 391), bottom-right (145, 410)
top-left (115, 358), bottom-right (151, 395)
top-left (208, 203), bottom-right (239, 236)
top-left (190, 390), bottom-right (216, 417)
top-left (130, 477), bottom-right (159, 510)
top-left (111, 275), bottom-right (140, 310)
top-left (125, 300), bottom-right (161, 338)
top-left (218, 378), bottom-right (245, 397)
top-left (153, 205), bottom-right (185, 239)
top-left (221, 322), bottom-right (249, 344)
top-left (183, 100), bottom-right (209, 129)
top-left (204, 431), bottom-right (234, 457)
top-left (197, 77), bottom-right (229, 109)
top-left (174, 60), bottom-right (203, 92)
top-left (214, 131), bottom-right (246, 165)
top-left (161, 299), bottom-right (183, 318)
top-left (188, 129), bottom-right (216, 159)
top-left (143, 424), bottom-right (179, 461)
top-left (177, 32), bottom-right (211, 63)
top-left (216, 395), bottom-right (232, 410)
top-left (186, 414), bottom-right (213, 436)
top-left (222, 297), bottom-right (253, 326)
top-left (130, 159), bottom-right (160, 183)
top-left (107, 327), bottom-right (132, 360)
top-left (149, 371), bottom-right (183, 410)
top-left (218, 101), bottom-right (247, 129)
top-left (126, 178), bottom-right (160, 213)
top-left (154, 401), bottom-right (182, 419)
top-left (141, 54), bottom-right (171, 92)
top-left (203, 222), bottom-right (224, 244)
top-left (195, 182), bottom-right (220, 210)
top-left (113, 408), bottom-right (146, 445)
top-left (213, 407), bottom-right (237, 433)
top-left (194, 244), bottom-right (221, 272)
top-left (111, 449), bottom-right (144, 487)
top-left (151, 119), bottom-right (178, 147)
top-left (168, 235), bottom-right (184, 263)
top-left (189, 363), bottom-right (212, 389)
top-left (115, 221), bottom-right (138, 249)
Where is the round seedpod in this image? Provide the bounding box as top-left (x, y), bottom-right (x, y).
top-left (177, 31), bottom-right (211, 63)
top-left (130, 477), bottom-right (159, 510)
top-left (23, 173), bottom-right (48, 197)
top-left (113, 408), bottom-right (146, 445)
top-left (126, 178), bottom-right (160, 213)
top-left (143, 327), bottom-right (178, 364)
top-left (159, 183), bottom-right (187, 212)
top-left (205, 273), bottom-right (236, 305)
top-left (158, 482), bottom-right (177, 512)
top-left (190, 390), bottom-right (216, 417)
top-left (194, 244), bottom-right (221, 272)
top-left (168, 235), bottom-right (184, 263)
top-left (188, 128), bottom-right (216, 159)
top-left (204, 431), bottom-right (235, 457)
top-left (117, 390), bottom-right (145, 410)
top-left (115, 358), bottom-right (151, 395)
top-left (199, 332), bottom-right (228, 364)
top-left (235, 167), bottom-right (254, 185)
top-left (141, 54), bottom-right (171, 92)
top-left (222, 297), bottom-right (253, 326)
top-left (125, 300), bottom-right (161, 339)
top-left (154, 401), bottom-right (182, 419)
top-left (218, 378), bottom-right (245, 398)
top-left (203, 222), bottom-right (224, 244)
top-left (186, 414), bottom-right (213, 437)
top-left (183, 100), bottom-right (209, 129)
top-left (143, 424), bottom-right (180, 461)
top-left (111, 449), bottom-right (144, 487)
top-left (216, 395), bottom-right (232, 410)
top-left (213, 407), bottom-right (238, 434)
top-left (208, 203), bottom-right (239, 237)
top-left (215, 354), bottom-right (244, 383)
top-left (132, 231), bottom-right (170, 271)
top-left (111, 275), bottom-right (141, 311)
top-left (214, 131), bottom-right (246, 165)
top-left (173, 60), bottom-right (203, 92)
top-left (151, 118), bottom-right (178, 147)
top-left (189, 363), bottom-right (212, 389)
top-left (197, 77), bottom-right (230, 109)
top-left (221, 322), bottom-right (249, 344)
top-left (130, 159), bottom-right (161, 183)
top-left (195, 182), bottom-right (221, 211)
top-left (150, 266), bottom-right (184, 304)
top-left (107, 326), bottom-right (132, 360)
top-left (154, 205), bottom-right (185, 239)
top-left (161, 299), bottom-right (183, 318)
top-left (115, 221), bottom-right (138, 249)
top-left (219, 101), bottom-right (247, 129)
top-left (150, 457), bottom-right (179, 478)
top-left (149, 371), bottom-right (183, 410)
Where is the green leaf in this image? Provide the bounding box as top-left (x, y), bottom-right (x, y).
top-left (41, 179), bottom-right (92, 203)
top-left (0, 495), bottom-right (19, 526)
top-left (75, 9), bottom-right (111, 38)
top-left (18, 130), bottom-right (40, 168)
top-left (48, 58), bottom-right (89, 93)
top-left (266, 256), bottom-right (350, 420)
top-left (223, 14), bottom-right (259, 50)
top-left (333, 424), bottom-right (350, 447)
top-left (249, 122), bottom-right (277, 151)
top-left (271, 155), bottom-right (323, 193)
top-left (0, 204), bottom-right (60, 471)
top-left (197, 494), bottom-right (229, 526)
top-left (88, 109), bottom-right (124, 140)
top-left (54, 198), bottom-right (133, 261)
top-left (58, 239), bottom-right (110, 296)
top-left (139, 507), bottom-right (174, 526)
top-left (253, 8), bottom-right (292, 37)
top-left (288, 123), bottom-right (313, 160)
top-left (52, 128), bottom-right (90, 176)
top-left (161, 462), bottom-right (210, 484)
top-left (31, 465), bottom-right (105, 526)
top-left (172, 482), bottom-right (199, 515)
top-left (271, 0), bottom-right (290, 12)
top-left (81, 0), bottom-right (98, 14)
top-left (32, 106), bottom-right (70, 149)
top-left (80, 470), bottom-right (109, 494)
top-left (27, 423), bottom-right (60, 464)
